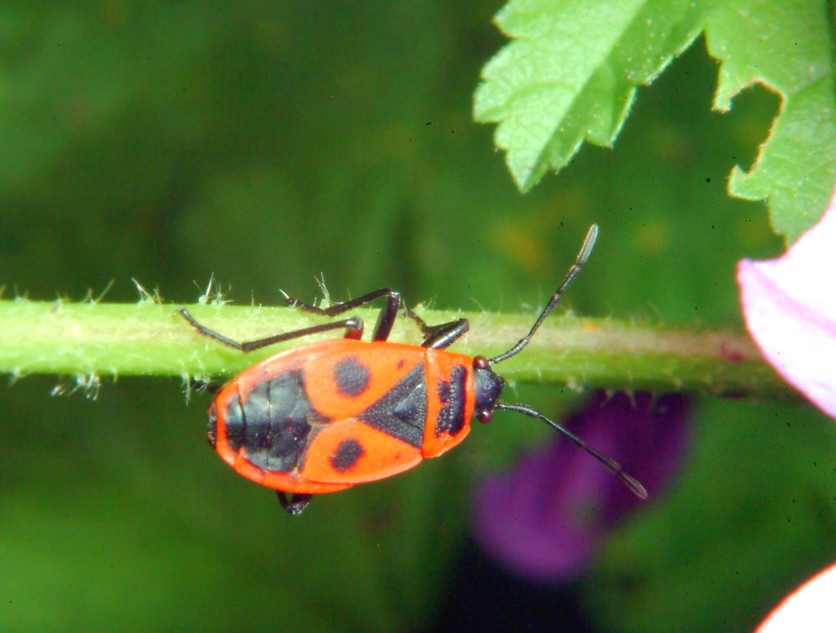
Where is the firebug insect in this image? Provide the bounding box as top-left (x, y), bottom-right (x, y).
top-left (181, 225), bottom-right (647, 515)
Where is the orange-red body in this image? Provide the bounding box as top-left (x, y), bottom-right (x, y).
top-left (209, 339), bottom-right (479, 494)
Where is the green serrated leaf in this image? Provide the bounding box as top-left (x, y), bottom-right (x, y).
top-left (705, 0), bottom-right (836, 243)
top-left (474, 0), bottom-right (704, 192)
top-left (476, 0), bottom-right (836, 243)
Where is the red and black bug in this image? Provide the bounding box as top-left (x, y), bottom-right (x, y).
top-left (181, 225), bottom-right (647, 515)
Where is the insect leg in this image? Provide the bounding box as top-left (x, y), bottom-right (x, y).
top-left (277, 491), bottom-right (313, 516)
top-left (179, 308), bottom-right (365, 351)
top-left (283, 287), bottom-right (471, 347)
top-left (283, 288), bottom-right (402, 342)
top-left (397, 305), bottom-right (471, 349)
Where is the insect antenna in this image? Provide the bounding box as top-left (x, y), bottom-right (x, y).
top-left (488, 225), bottom-right (645, 497)
top-left (490, 224), bottom-right (598, 365)
top-left (496, 402), bottom-right (648, 499)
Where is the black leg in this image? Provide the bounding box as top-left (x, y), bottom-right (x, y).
top-left (283, 288), bottom-right (472, 349)
top-left (283, 288), bottom-right (402, 342)
top-left (180, 308), bottom-right (365, 351)
top-left (416, 318), bottom-right (471, 350)
top-left (401, 307), bottom-right (471, 350)
top-left (283, 287), bottom-right (397, 316)
top-left (277, 491), bottom-right (313, 516)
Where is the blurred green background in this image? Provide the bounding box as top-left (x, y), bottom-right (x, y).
top-left (1, 3), bottom-right (834, 632)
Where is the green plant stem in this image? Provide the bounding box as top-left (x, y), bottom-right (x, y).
top-left (0, 299), bottom-right (789, 398)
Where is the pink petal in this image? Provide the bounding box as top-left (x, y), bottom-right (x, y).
top-left (757, 563), bottom-right (836, 633)
top-left (738, 187), bottom-right (836, 419)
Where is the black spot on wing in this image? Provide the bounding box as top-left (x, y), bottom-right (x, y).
top-left (330, 438), bottom-right (365, 472)
top-left (333, 356), bottom-right (371, 397)
top-left (358, 363), bottom-right (426, 448)
top-left (435, 364), bottom-right (467, 437)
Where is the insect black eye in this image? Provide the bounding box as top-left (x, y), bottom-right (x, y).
top-left (473, 355), bottom-right (490, 370)
top-left (476, 409), bottom-right (493, 424)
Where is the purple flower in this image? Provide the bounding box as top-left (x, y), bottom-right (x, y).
top-left (737, 186), bottom-right (836, 419)
top-left (472, 392), bottom-right (690, 583)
